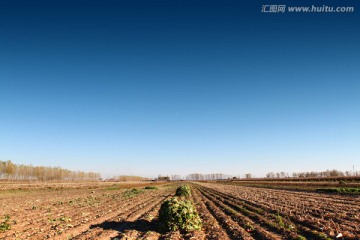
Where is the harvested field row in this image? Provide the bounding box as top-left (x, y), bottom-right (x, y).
top-left (222, 181), bottom-right (360, 204)
top-left (70, 190), bottom-right (173, 239)
top-left (204, 183), bottom-right (360, 229)
top-left (0, 183), bottom-right (174, 239)
top-left (191, 188), bottom-right (233, 240)
top-left (198, 186), bottom-right (326, 239)
top-left (196, 186), bottom-right (294, 240)
top-left (224, 180), bottom-right (360, 190)
top-left (195, 182), bottom-right (360, 239)
top-left (1, 183), bottom-right (209, 240)
top-left (2, 182), bottom-right (359, 239)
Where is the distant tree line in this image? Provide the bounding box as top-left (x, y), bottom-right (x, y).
top-left (266, 169), bottom-right (359, 179)
top-left (0, 160), bottom-right (101, 181)
top-left (169, 169), bottom-right (359, 181)
top-left (157, 176), bottom-right (170, 181)
top-left (185, 173), bottom-right (234, 180)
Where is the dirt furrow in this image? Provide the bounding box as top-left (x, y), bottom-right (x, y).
top-left (198, 182), bottom-right (360, 239)
top-left (2, 191), bottom-right (126, 238)
top-left (205, 185), bottom-right (359, 238)
top-left (209, 183), bottom-right (360, 213)
top-left (196, 186), bottom-right (287, 240)
top-left (222, 182), bottom-right (360, 205)
top-left (98, 192), bottom-right (173, 239)
top-left (70, 190), bottom-right (174, 240)
top-left (190, 188), bottom-right (232, 240)
top-left (199, 186), bottom-right (329, 240)
top-left (194, 186), bottom-right (272, 239)
top-left (11, 191), bottom-right (153, 239)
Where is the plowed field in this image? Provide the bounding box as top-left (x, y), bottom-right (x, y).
top-left (193, 182), bottom-right (360, 240)
top-left (1, 182), bottom-right (359, 239)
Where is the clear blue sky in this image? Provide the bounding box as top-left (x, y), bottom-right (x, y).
top-left (1, 0), bottom-right (359, 178)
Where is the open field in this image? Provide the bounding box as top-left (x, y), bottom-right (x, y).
top-left (216, 179), bottom-right (360, 193)
top-left (194, 182), bottom-right (360, 240)
top-left (1, 181), bottom-right (359, 239)
top-left (0, 181), bottom-right (175, 239)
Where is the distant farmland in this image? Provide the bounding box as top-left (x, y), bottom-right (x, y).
top-left (0, 178), bottom-right (359, 239)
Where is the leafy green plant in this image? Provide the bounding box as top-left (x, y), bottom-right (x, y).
top-left (275, 214), bottom-right (285, 228)
top-left (158, 197), bottom-right (202, 232)
top-left (0, 215), bottom-right (11, 232)
top-left (175, 185), bottom-right (191, 197)
top-left (59, 216), bottom-right (71, 222)
top-left (123, 188), bottom-right (144, 198)
top-left (244, 222), bottom-right (254, 232)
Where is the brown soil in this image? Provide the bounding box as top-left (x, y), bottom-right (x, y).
top-left (1, 181), bottom-right (359, 240)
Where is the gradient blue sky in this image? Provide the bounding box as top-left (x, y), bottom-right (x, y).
top-left (1, 0), bottom-right (359, 178)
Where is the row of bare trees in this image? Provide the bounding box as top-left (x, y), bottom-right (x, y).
top-left (169, 169), bottom-right (359, 181)
top-left (185, 173), bottom-right (234, 180)
top-left (0, 160), bottom-right (101, 181)
top-left (266, 169), bottom-right (360, 179)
